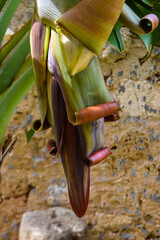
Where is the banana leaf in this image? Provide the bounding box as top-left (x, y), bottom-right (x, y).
top-left (0, 66), bottom-right (34, 144)
top-left (0, 0), bottom-right (21, 45)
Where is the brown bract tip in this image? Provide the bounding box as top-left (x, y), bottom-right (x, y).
top-left (47, 139), bottom-right (57, 155)
top-left (85, 147), bottom-right (111, 167)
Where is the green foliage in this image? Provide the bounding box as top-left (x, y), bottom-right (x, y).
top-left (0, 0), bottom-right (8, 12)
top-left (110, 0), bottom-right (160, 51)
top-left (0, 34), bottom-right (30, 94)
top-left (108, 22), bottom-right (124, 53)
top-left (0, 0), bottom-right (21, 45)
top-left (0, 0), bottom-right (34, 144)
top-left (0, 67), bottom-right (34, 143)
top-left (0, 19), bottom-right (31, 65)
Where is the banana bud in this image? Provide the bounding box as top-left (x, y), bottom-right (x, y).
top-left (30, 1), bottom-right (122, 218)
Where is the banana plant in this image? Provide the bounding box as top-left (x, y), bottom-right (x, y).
top-left (29, 0), bottom-right (159, 217)
top-left (30, 0), bottom-right (125, 217)
top-left (0, 0), bottom-right (159, 217)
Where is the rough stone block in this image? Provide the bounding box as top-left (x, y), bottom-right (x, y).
top-left (19, 207), bottom-right (87, 240)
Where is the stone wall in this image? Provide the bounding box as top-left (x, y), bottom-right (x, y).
top-left (0, 2), bottom-right (160, 239)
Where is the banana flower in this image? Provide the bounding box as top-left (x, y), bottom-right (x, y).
top-left (29, 0), bottom-right (159, 217)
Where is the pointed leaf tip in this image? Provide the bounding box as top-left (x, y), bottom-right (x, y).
top-left (26, 129), bottom-right (35, 143)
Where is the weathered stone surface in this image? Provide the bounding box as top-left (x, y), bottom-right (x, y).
top-left (0, 2), bottom-right (160, 240)
top-left (19, 207), bottom-right (87, 240)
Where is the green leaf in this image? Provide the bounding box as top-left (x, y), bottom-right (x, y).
top-left (0, 66), bottom-right (34, 144)
top-left (139, 32), bottom-right (152, 49)
top-left (0, 0), bottom-right (21, 46)
top-left (0, 19), bottom-right (31, 65)
top-left (26, 129), bottom-right (35, 143)
top-left (108, 29), bottom-right (122, 52)
top-left (14, 56), bottom-right (32, 80)
top-left (152, 11), bottom-right (160, 46)
top-left (132, 0), bottom-right (153, 8)
top-left (0, 33), bottom-right (30, 94)
top-left (141, 0), bottom-right (153, 7)
top-left (0, 0), bottom-right (8, 12)
top-left (139, 46), bottom-right (153, 65)
top-left (114, 22), bottom-right (124, 52)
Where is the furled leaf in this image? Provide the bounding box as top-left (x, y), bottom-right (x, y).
top-left (75, 102), bottom-right (121, 125)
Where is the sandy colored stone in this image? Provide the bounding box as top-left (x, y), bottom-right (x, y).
top-left (0, 2), bottom-right (160, 240)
